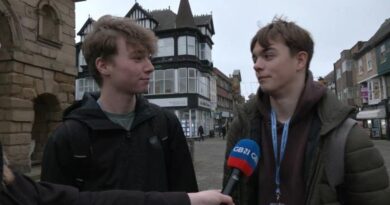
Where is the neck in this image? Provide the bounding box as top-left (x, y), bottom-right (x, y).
top-left (270, 76), bottom-right (306, 123)
top-left (98, 86), bottom-right (137, 114)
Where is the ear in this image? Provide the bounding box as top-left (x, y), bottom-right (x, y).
top-left (296, 51), bottom-right (308, 72)
top-left (95, 57), bottom-right (111, 76)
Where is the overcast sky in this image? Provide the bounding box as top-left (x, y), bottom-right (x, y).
top-left (75, 0), bottom-right (390, 98)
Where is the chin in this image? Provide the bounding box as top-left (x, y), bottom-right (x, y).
top-left (259, 85), bottom-right (273, 94)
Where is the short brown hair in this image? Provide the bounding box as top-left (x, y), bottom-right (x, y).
top-left (82, 15), bottom-right (157, 86)
top-left (250, 17), bottom-right (314, 70)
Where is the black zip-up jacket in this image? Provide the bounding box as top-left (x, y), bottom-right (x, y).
top-left (41, 92), bottom-right (198, 192)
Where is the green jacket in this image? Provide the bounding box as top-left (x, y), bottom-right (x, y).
top-left (223, 91), bottom-right (390, 205)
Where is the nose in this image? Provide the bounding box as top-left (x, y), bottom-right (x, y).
top-left (144, 57), bottom-right (154, 73)
top-left (253, 57), bottom-right (264, 71)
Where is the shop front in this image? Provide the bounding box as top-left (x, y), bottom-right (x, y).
top-left (148, 95), bottom-right (213, 138)
top-left (356, 106), bottom-right (387, 139)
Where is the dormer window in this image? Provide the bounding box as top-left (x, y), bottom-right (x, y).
top-left (37, 1), bottom-right (62, 47)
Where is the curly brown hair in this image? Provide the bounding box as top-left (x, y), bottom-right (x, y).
top-left (82, 15), bottom-right (157, 86)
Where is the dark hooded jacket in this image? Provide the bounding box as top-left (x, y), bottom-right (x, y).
top-left (41, 93), bottom-right (198, 193)
top-left (223, 75), bottom-right (390, 205)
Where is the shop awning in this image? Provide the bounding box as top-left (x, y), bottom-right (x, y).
top-left (356, 108), bottom-right (386, 119)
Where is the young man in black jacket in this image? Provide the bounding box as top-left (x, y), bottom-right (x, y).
top-left (41, 15), bottom-right (198, 192)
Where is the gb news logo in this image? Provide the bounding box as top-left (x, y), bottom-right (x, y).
top-left (233, 145), bottom-right (259, 163)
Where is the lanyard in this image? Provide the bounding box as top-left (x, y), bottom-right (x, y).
top-left (271, 109), bottom-right (290, 202)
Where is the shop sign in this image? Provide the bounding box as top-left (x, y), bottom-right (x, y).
top-left (149, 97), bottom-right (188, 107)
top-left (198, 98), bottom-right (211, 109)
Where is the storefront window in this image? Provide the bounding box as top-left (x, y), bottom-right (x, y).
top-left (190, 109), bottom-right (196, 137)
top-left (179, 110), bottom-right (190, 137)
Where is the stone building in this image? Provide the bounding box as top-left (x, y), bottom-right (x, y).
top-left (0, 0), bottom-right (83, 172)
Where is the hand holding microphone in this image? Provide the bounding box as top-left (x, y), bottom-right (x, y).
top-left (222, 139), bottom-right (260, 195)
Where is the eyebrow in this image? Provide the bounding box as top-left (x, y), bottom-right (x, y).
top-left (253, 47), bottom-right (276, 56)
top-left (263, 47), bottom-right (276, 53)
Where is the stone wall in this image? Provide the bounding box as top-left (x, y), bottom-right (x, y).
top-left (0, 0), bottom-right (77, 172)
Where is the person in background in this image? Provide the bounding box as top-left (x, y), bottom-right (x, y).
top-left (198, 125), bottom-right (204, 141)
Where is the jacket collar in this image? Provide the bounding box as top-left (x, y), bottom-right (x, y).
top-left (247, 72), bottom-right (326, 124)
top-left (243, 73), bottom-right (354, 136)
top-left (64, 92), bottom-right (158, 130)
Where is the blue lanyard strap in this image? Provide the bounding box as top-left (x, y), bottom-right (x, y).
top-left (271, 109), bottom-right (290, 200)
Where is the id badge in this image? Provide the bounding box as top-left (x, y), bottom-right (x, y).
top-left (270, 203), bottom-right (286, 205)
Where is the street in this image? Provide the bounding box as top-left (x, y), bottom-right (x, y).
top-left (194, 137), bottom-right (390, 190)
top-left (193, 137), bottom-right (227, 190)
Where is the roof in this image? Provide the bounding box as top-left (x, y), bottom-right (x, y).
top-left (175, 0), bottom-right (196, 28)
top-left (368, 18), bottom-right (390, 46)
top-left (124, 1), bottom-right (215, 33)
top-left (194, 14), bottom-right (215, 34)
top-left (77, 17), bottom-right (94, 36)
top-left (150, 9), bottom-right (177, 31)
top-left (194, 15), bottom-right (212, 26)
top-left (125, 2), bottom-right (157, 22)
top-left (213, 67), bottom-right (231, 82)
top-left (357, 18), bottom-right (390, 56)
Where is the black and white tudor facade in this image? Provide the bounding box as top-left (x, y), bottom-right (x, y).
top-left (76, 0), bottom-right (217, 137)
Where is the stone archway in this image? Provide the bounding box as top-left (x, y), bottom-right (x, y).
top-left (31, 93), bottom-right (61, 164)
top-left (0, 0), bottom-right (24, 55)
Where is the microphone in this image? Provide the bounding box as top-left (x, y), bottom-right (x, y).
top-left (222, 139), bottom-right (260, 195)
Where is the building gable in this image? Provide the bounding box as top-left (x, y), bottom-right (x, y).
top-left (125, 3), bottom-right (158, 29)
top-left (77, 17), bottom-right (94, 36)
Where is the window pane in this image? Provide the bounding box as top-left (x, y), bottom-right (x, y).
top-left (187, 36), bottom-right (196, 55)
top-left (178, 68), bottom-right (187, 93)
top-left (164, 69), bottom-right (175, 93)
top-left (200, 43), bottom-right (205, 60)
top-left (179, 68), bottom-right (187, 78)
top-left (178, 36), bottom-right (186, 55)
top-left (179, 78), bottom-right (187, 93)
top-left (189, 69), bottom-right (196, 77)
top-left (156, 38), bottom-right (174, 57)
top-left (155, 70), bottom-right (164, 94)
top-left (148, 72), bottom-right (154, 94)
